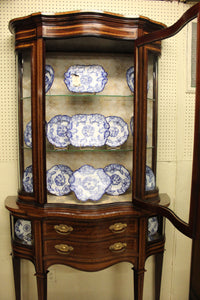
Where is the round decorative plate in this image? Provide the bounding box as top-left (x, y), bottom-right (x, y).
top-left (15, 219), bottom-right (32, 245)
top-left (145, 166), bottom-right (156, 191)
top-left (148, 216), bottom-right (159, 236)
top-left (24, 121), bottom-right (32, 147)
top-left (126, 66), bottom-right (134, 93)
top-left (69, 165), bottom-right (111, 201)
top-left (23, 165), bottom-right (33, 193)
top-left (130, 116), bottom-right (134, 135)
top-left (47, 115), bottom-right (71, 148)
top-left (45, 65), bottom-right (54, 93)
top-left (104, 164), bottom-right (131, 195)
top-left (47, 164), bottom-right (73, 196)
top-left (106, 116), bottom-right (129, 147)
top-left (64, 65), bottom-right (108, 93)
top-left (67, 114), bottom-right (110, 147)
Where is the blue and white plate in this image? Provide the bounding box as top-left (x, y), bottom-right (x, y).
top-left (45, 65), bottom-right (54, 93)
top-left (130, 116), bottom-right (134, 135)
top-left (15, 219), bottom-right (32, 245)
top-left (24, 121), bottom-right (32, 147)
top-left (69, 165), bottom-right (111, 201)
top-left (106, 116), bottom-right (129, 147)
top-left (67, 114), bottom-right (110, 147)
top-left (104, 164), bottom-right (131, 195)
top-left (23, 165), bottom-right (33, 193)
top-left (64, 65), bottom-right (108, 93)
top-left (148, 216), bottom-right (159, 237)
top-left (145, 166), bottom-right (156, 191)
top-left (47, 115), bottom-right (71, 148)
top-left (47, 164), bottom-right (73, 196)
top-left (126, 66), bottom-right (134, 93)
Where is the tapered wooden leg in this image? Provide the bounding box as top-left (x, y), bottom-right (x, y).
top-left (133, 268), bottom-right (145, 300)
top-left (12, 256), bottom-right (21, 300)
top-left (35, 272), bottom-right (47, 300)
top-left (155, 252), bottom-right (164, 300)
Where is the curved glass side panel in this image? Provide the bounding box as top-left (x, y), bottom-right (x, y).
top-left (18, 49), bottom-right (33, 195)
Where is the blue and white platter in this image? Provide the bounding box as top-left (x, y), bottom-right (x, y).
top-left (45, 65), bottom-right (54, 93)
top-left (15, 219), bottom-right (32, 245)
top-left (130, 116), bottom-right (134, 136)
top-left (69, 165), bottom-right (111, 201)
top-left (47, 115), bottom-right (71, 148)
top-left (23, 165), bottom-right (33, 193)
top-left (24, 121), bottom-right (32, 147)
top-left (106, 116), bottom-right (129, 147)
top-left (104, 164), bottom-right (131, 195)
top-left (67, 114), bottom-right (110, 147)
top-left (126, 66), bottom-right (134, 93)
top-left (47, 164), bottom-right (73, 196)
top-left (148, 216), bottom-right (159, 239)
top-left (64, 65), bottom-right (108, 93)
top-left (145, 165), bottom-right (156, 191)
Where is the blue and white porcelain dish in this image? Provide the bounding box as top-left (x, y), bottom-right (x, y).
top-left (15, 219), bottom-right (32, 245)
top-left (24, 121), bottom-right (32, 147)
top-left (148, 216), bottom-right (159, 237)
top-left (23, 165), bottom-right (33, 193)
top-left (45, 65), bottom-right (54, 93)
top-left (69, 165), bottom-right (111, 201)
top-left (47, 115), bottom-right (71, 148)
top-left (145, 165), bottom-right (156, 191)
top-left (130, 116), bottom-right (134, 136)
top-left (64, 65), bottom-right (108, 93)
top-left (126, 66), bottom-right (134, 93)
top-left (67, 114), bottom-right (110, 147)
top-left (104, 164), bottom-right (131, 195)
top-left (47, 164), bottom-right (73, 196)
top-left (106, 116), bottom-right (129, 147)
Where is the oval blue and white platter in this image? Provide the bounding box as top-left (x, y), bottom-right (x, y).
top-left (47, 164), bottom-right (73, 196)
top-left (45, 65), bottom-right (54, 93)
top-left (106, 116), bottom-right (129, 147)
top-left (69, 165), bottom-right (111, 201)
top-left (126, 66), bottom-right (134, 93)
top-left (145, 165), bottom-right (156, 191)
top-left (24, 121), bottom-right (32, 147)
top-left (64, 65), bottom-right (108, 93)
top-left (104, 164), bottom-right (131, 195)
top-left (47, 115), bottom-right (71, 148)
top-left (67, 114), bottom-right (110, 147)
top-left (23, 165), bottom-right (33, 193)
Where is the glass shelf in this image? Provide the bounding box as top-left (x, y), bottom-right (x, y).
top-left (23, 144), bottom-right (155, 152)
top-left (21, 94), bottom-right (155, 101)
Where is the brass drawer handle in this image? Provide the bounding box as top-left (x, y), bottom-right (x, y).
top-left (109, 242), bottom-right (127, 253)
top-left (109, 223), bottom-right (127, 233)
top-left (54, 244), bottom-right (74, 255)
top-left (54, 224), bottom-right (73, 235)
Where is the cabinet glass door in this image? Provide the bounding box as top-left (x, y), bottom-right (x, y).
top-left (134, 3), bottom-right (200, 238)
top-left (44, 37), bottom-right (134, 206)
top-left (17, 48), bottom-right (33, 196)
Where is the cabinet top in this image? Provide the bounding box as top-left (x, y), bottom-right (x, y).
top-left (9, 11), bottom-right (166, 41)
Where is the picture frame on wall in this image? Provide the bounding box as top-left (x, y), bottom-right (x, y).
top-left (187, 20), bottom-right (197, 93)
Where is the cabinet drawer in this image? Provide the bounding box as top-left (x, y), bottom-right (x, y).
top-left (43, 236), bottom-right (138, 261)
top-left (43, 217), bottom-right (138, 241)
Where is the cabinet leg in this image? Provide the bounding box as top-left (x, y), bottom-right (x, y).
top-left (155, 252), bottom-right (164, 300)
top-left (12, 256), bottom-right (21, 300)
top-left (35, 272), bottom-right (47, 300)
top-left (133, 267), bottom-right (145, 300)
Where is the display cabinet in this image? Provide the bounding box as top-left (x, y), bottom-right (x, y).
top-left (5, 10), bottom-right (171, 300)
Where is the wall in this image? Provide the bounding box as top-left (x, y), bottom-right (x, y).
top-left (0, 0), bottom-right (195, 299)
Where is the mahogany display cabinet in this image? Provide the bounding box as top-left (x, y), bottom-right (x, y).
top-left (5, 3), bottom-right (200, 300)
